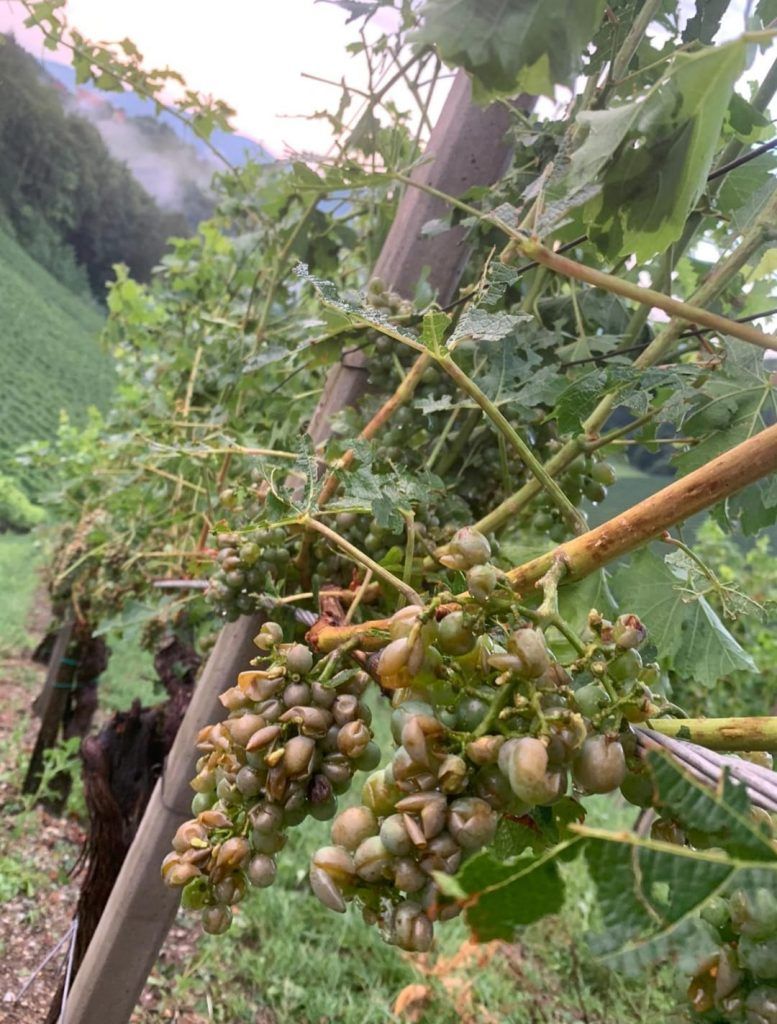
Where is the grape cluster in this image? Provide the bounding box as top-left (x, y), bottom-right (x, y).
top-left (530, 452), bottom-right (618, 542)
top-left (206, 525), bottom-right (294, 622)
top-left (177, 524), bottom-right (676, 952)
top-left (306, 537), bottom-right (666, 950)
top-left (689, 886), bottom-right (777, 1022)
top-left (161, 624), bottom-right (377, 933)
top-left (308, 699), bottom-right (502, 951)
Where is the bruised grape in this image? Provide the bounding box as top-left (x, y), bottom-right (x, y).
top-left (507, 628), bottom-right (550, 678)
top-left (286, 644), bottom-right (314, 676)
top-left (501, 737), bottom-right (565, 806)
top-left (331, 806), bottom-right (378, 851)
top-left (572, 735), bottom-right (626, 794)
top-left (450, 528), bottom-right (491, 567)
top-left (467, 564), bottom-right (497, 603)
top-left (354, 835), bottom-right (393, 882)
top-left (391, 701), bottom-right (436, 744)
top-left (247, 854), bottom-right (277, 888)
top-left (392, 901), bottom-right (434, 952)
top-left (447, 797), bottom-right (497, 850)
top-left (201, 905), bottom-right (232, 934)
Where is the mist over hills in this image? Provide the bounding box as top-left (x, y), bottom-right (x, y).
top-left (42, 59), bottom-right (273, 225)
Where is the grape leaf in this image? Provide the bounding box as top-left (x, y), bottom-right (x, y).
top-left (675, 340), bottom-right (777, 533)
top-left (716, 154), bottom-right (777, 232)
top-left (573, 757), bottom-right (777, 974)
top-left (438, 841), bottom-right (575, 941)
top-left (646, 753), bottom-right (777, 861)
top-left (420, 310), bottom-right (452, 354)
top-left (328, 440), bottom-right (447, 532)
top-left (664, 549), bottom-right (767, 621)
top-left (554, 364), bottom-right (699, 433)
top-left (449, 309), bottom-right (530, 347)
top-left (565, 38), bottom-right (748, 260)
top-left (610, 547), bottom-right (756, 684)
top-left (677, 595), bottom-right (759, 681)
top-left (414, 394), bottom-right (455, 415)
top-left (412, 0), bottom-right (607, 101)
top-left (682, 0), bottom-right (731, 43)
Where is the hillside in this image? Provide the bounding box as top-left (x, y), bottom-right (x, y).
top-left (0, 36), bottom-right (189, 298)
top-left (0, 224), bottom-right (112, 495)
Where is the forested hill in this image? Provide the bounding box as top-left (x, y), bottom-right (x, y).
top-left (0, 35), bottom-right (188, 299)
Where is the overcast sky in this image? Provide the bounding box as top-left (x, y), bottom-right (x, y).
top-left (0, 1), bottom-right (771, 158)
top-left (0, 0), bottom-right (453, 156)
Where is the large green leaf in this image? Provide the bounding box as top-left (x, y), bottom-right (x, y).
top-left (566, 38), bottom-right (748, 260)
top-left (610, 546), bottom-right (756, 683)
top-left (412, 0), bottom-right (606, 100)
top-left (438, 841), bottom-right (575, 941)
top-left (574, 756), bottom-right (777, 973)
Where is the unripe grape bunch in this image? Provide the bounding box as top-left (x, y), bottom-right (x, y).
top-left (688, 887), bottom-right (777, 1023)
top-left (161, 622), bottom-right (378, 934)
top-left (166, 527), bottom-right (676, 950)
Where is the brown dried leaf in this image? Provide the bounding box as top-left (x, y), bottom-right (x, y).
top-left (393, 982), bottom-right (432, 1021)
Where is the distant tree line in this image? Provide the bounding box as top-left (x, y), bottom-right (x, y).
top-left (0, 35), bottom-right (189, 298)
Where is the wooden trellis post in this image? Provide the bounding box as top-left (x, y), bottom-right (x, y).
top-left (63, 71), bottom-right (515, 1024)
top-left (61, 613), bottom-right (263, 1022)
top-left (23, 609), bottom-right (75, 795)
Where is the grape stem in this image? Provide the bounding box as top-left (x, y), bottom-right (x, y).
top-left (536, 557), bottom-right (569, 621)
top-left (301, 515), bottom-right (423, 606)
top-left (472, 677), bottom-right (521, 738)
top-left (436, 355), bottom-right (587, 533)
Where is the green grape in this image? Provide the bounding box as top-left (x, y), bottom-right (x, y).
top-left (590, 461), bottom-right (617, 486)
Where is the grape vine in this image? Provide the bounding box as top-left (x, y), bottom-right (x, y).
top-left (22, 0), bottom-right (777, 1020)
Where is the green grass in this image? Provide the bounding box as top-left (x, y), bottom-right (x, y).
top-left (99, 636), bottom-right (159, 711)
top-left (0, 225), bottom-right (113, 492)
top-left (0, 533), bottom-right (42, 654)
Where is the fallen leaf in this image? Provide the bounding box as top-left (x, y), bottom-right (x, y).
top-left (393, 983), bottom-right (431, 1021)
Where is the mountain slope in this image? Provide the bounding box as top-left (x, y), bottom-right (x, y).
top-left (0, 223), bottom-right (112, 494)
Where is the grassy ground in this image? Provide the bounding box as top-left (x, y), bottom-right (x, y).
top-left (0, 533), bottom-right (43, 655)
top-left (0, 532), bottom-right (687, 1024)
top-left (0, 225), bottom-right (112, 494)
